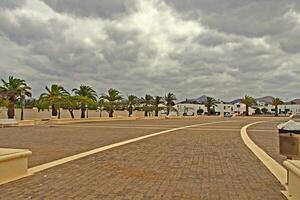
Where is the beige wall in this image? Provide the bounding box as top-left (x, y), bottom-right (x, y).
top-left (0, 108), bottom-right (148, 120)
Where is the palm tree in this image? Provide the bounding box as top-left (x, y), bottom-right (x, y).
top-left (0, 76), bottom-right (31, 119)
top-left (0, 97), bottom-right (8, 107)
top-left (101, 88), bottom-right (122, 118)
top-left (154, 96), bottom-right (164, 117)
top-left (272, 97), bottom-right (283, 117)
top-left (241, 95), bottom-right (256, 116)
top-left (35, 98), bottom-right (49, 112)
top-left (72, 85), bottom-right (97, 118)
top-left (61, 95), bottom-right (82, 119)
top-left (126, 95), bottom-right (140, 117)
top-left (39, 84), bottom-right (69, 117)
top-left (141, 94), bottom-right (154, 117)
top-left (205, 97), bottom-right (217, 116)
top-left (164, 93), bottom-right (176, 116)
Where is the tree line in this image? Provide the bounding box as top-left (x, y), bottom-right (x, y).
top-left (0, 76), bottom-right (285, 120)
top-left (0, 76), bottom-right (177, 120)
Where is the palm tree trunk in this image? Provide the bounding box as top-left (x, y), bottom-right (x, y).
top-left (128, 105), bottom-right (133, 117)
top-left (81, 108), bottom-right (86, 118)
top-left (207, 106), bottom-right (210, 116)
top-left (69, 109), bottom-right (75, 119)
top-left (275, 105), bottom-right (278, 116)
top-left (109, 109), bottom-right (114, 118)
top-left (7, 103), bottom-right (15, 119)
top-left (166, 107), bottom-right (170, 116)
top-left (155, 107), bottom-right (159, 117)
top-left (144, 106), bottom-right (148, 117)
top-left (20, 106), bottom-right (24, 120)
top-left (246, 105), bottom-right (249, 116)
top-left (51, 104), bottom-right (57, 117)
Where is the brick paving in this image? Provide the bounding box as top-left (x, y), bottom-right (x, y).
top-left (0, 118), bottom-right (286, 200)
top-left (247, 119), bottom-right (289, 165)
top-left (0, 118), bottom-right (219, 167)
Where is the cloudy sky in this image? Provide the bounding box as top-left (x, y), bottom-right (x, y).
top-left (0, 0), bottom-right (300, 101)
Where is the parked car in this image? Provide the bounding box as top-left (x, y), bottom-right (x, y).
top-left (224, 113), bottom-right (233, 117)
top-left (183, 111), bottom-right (195, 116)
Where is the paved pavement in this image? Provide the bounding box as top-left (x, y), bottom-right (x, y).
top-left (247, 120), bottom-right (287, 165)
top-left (0, 118), bottom-right (218, 167)
top-left (0, 117), bottom-right (286, 199)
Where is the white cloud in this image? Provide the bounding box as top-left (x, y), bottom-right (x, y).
top-left (0, 0), bottom-right (300, 101)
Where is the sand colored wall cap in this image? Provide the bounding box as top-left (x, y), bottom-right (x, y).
top-left (48, 117), bottom-right (137, 125)
top-left (0, 148), bottom-right (32, 185)
top-left (0, 119), bottom-right (18, 127)
top-left (0, 148), bottom-right (32, 162)
top-left (17, 120), bottom-right (36, 126)
top-left (283, 160), bottom-right (300, 200)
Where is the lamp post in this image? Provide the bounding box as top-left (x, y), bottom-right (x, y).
top-left (20, 91), bottom-right (25, 121)
top-left (284, 98), bottom-right (288, 116)
top-left (97, 106), bottom-right (102, 118)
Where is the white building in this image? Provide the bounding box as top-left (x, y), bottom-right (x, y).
top-left (176, 102), bottom-right (255, 116)
top-left (177, 96), bottom-right (300, 116)
top-left (255, 97), bottom-right (300, 115)
top-left (278, 104), bottom-right (300, 115)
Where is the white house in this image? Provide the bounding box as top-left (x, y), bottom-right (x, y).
top-left (278, 104), bottom-right (300, 115)
top-left (255, 97), bottom-right (300, 115)
top-left (176, 100), bottom-right (255, 116)
top-left (177, 96), bottom-right (300, 116)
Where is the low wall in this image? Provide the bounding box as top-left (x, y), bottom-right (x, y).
top-left (0, 109), bottom-right (147, 120)
top-left (48, 116), bottom-right (138, 125)
top-left (0, 148), bottom-right (32, 184)
top-left (284, 160), bottom-right (300, 200)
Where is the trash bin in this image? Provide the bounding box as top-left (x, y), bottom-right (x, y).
top-left (277, 120), bottom-right (300, 158)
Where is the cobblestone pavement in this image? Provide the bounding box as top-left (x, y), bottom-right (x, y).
top-left (0, 118), bottom-right (286, 200)
top-left (247, 119), bottom-right (289, 165)
top-left (0, 118), bottom-right (220, 167)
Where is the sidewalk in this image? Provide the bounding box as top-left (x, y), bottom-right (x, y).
top-left (0, 119), bottom-right (285, 199)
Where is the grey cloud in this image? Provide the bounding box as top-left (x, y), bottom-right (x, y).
top-left (0, 0), bottom-right (25, 9)
top-left (0, 0), bottom-right (300, 101)
top-left (40, 0), bottom-right (130, 19)
top-left (165, 0), bottom-right (294, 37)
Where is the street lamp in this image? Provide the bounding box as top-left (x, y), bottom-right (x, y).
top-left (284, 98), bottom-right (288, 116)
top-left (97, 106), bottom-right (102, 118)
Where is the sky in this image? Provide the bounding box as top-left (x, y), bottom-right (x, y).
top-left (0, 0), bottom-right (300, 101)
